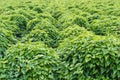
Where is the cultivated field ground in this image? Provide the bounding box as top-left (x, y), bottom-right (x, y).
top-left (0, 0), bottom-right (120, 80)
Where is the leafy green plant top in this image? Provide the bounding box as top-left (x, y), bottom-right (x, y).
top-left (57, 33), bottom-right (120, 79)
top-left (0, 42), bottom-right (59, 80)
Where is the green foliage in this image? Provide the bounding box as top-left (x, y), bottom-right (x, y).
top-left (26, 29), bottom-right (49, 42)
top-left (1, 20), bottom-right (18, 32)
top-left (24, 29), bottom-right (52, 47)
top-left (36, 12), bottom-right (59, 28)
top-left (26, 15), bottom-right (60, 48)
top-left (58, 12), bottom-right (89, 30)
top-left (60, 24), bottom-right (89, 39)
top-left (17, 9), bottom-right (34, 20)
top-left (34, 18), bottom-right (61, 48)
top-left (73, 16), bottom-right (89, 28)
top-left (9, 14), bottom-right (28, 37)
top-left (88, 15), bottom-right (120, 35)
top-left (9, 14), bottom-right (27, 29)
top-left (0, 28), bottom-right (15, 58)
top-left (0, 42), bottom-right (59, 80)
top-left (27, 18), bottom-right (41, 31)
top-left (58, 12), bottom-right (76, 30)
top-left (33, 6), bottom-right (43, 13)
top-left (0, 0), bottom-right (120, 79)
top-left (57, 33), bottom-right (120, 80)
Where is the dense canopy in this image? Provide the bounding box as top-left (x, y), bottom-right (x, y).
top-left (0, 0), bottom-right (120, 79)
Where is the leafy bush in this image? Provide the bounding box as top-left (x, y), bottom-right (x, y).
top-left (36, 12), bottom-right (59, 28)
top-left (17, 9), bottom-right (34, 20)
top-left (87, 13), bottom-right (100, 23)
top-left (89, 16), bottom-right (120, 35)
top-left (34, 18), bottom-right (60, 48)
top-left (73, 16), bottom-right (89, 28)
top-left (27, 18), bottom-right (41, 31)
top-left (24, 29), bottom-right (51, 46)
top-left (0, 42), bottom-right (59, 80)
top-left (0, 0), bottom-right (120, 79)
top-left (60, 24), bottom-right (89, 39)
top-left (58, 12), bottom-right (89, 30)
top-left (58, 12), bottom-right (76, 30)
top-left (25, 29), bottom-right (49, 42)
top-left (1, 20), bottom-right (18, 32)
top-left (33, 6), bottom-right (43, 13)
top-left (9, 14), bottom-right (28, 37)
top-left (0, 28), bottom-right (15, 58)
top-left (9, 14), bottom-right (27, 29)
top-left (26, 18), bottom-right (60, 48)
top-left (51, 8), bottom-right (64, 20)
top-left (57, 33), bottom-right (120, 80)
top-left (0, 22), bottom-right (6, 29)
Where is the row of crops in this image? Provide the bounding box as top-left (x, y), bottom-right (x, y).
top-left (0, 0), bottom-right (120, 79)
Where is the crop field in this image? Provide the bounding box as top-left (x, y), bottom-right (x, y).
top-left (0, 0), bottom-right (120, 80)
